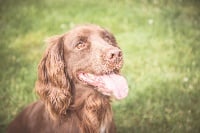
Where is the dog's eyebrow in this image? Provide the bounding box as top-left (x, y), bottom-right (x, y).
top-left (100, 30), bottom-right (107, 37)
top-left (79, 28), bottom-right (91, 35)
top-left (100, 30), bottom-right (114, 39)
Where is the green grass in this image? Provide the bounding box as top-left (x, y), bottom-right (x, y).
top-left (0, 0), bottom-right (200, 132)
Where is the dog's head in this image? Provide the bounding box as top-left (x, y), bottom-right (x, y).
top-left (35, 24), bottom-right (128, 119)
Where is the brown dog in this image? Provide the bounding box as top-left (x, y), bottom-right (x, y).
top-left (7, 24), bottom-right (128, 133)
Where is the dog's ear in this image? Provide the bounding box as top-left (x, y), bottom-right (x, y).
top-left (35, 35), bottom-right (72, 120)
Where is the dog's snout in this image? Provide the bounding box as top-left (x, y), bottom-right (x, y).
top-left (106, 48), bottom-right (122, 62)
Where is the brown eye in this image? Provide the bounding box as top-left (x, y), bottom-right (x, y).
top-left (104, 35), bottom-right (114, 45)
top-left (104, 35), bottom-right (110, 42)
top-left (103, 32), bottom-right (117, 46)
top-left (76, 41), bottom-right (86, 49)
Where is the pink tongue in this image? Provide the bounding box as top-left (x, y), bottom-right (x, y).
top-left (80, 73), bottom-right (128, 99)
top-left (100, 74), bottom-right (128, 99)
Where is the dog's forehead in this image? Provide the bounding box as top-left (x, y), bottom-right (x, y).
top-left (63, 25), bottom-right (116, 48)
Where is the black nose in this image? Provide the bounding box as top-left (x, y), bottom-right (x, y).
top-left (106, 48), bottom-right (122, 62)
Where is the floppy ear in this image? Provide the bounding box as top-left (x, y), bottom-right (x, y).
top-left (35, 35), bottom-right (72, 120)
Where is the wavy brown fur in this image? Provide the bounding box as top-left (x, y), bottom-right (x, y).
top-left (35, 35), bottom-right (72, 120)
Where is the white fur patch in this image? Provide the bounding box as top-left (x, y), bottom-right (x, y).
top-left (100, 124), bottom-right (106, 133)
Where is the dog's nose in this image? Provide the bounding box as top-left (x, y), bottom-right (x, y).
top-left (106, 48), bottom-right (122, 62)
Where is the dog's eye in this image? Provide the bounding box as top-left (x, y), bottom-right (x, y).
top-left (105, 36), bottom-right (114, 45)
top-left (104, 35), bottom-right (110, 42)
top-left (103, 33), bottom-right (117, 46)
top-left (76, 41), bottom-right (86, 49)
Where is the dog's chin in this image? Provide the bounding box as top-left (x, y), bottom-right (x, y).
top-left (77, 70), bottom-right (128, 100)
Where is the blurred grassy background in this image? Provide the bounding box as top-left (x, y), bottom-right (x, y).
top-left (0, 0), bottom-right (200, 132)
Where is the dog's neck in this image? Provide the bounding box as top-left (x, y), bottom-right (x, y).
top-left (69, 84), bottom-right (113, 133)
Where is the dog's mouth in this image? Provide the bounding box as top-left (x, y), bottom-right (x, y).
top-left (78, 72), bottom-right (128, 100)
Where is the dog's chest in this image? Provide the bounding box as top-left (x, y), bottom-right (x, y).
top-left (100, 123), bottom-right (106, 133)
